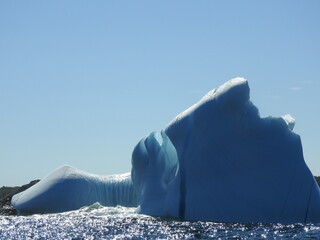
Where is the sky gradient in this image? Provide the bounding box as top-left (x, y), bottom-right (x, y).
top-left (1, 1), bottom-right (319, 186)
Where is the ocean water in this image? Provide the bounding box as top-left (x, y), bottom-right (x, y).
top-left (0, 204), bottom-right (319, 240)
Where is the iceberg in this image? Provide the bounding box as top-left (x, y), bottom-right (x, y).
top-left (12, 78), bottom-right (320, 223)
top-left (12, 165), bottom-right (137, 215)
top-left (132, 78), bottom-right (320, 223)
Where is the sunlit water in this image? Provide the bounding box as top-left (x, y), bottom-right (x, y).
top-left (1, 204), bottom-right (320, 239)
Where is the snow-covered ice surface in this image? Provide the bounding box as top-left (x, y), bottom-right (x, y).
top-left (12, 78), bottom-right (320, 223)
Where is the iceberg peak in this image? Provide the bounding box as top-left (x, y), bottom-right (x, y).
top-left (211, 77), bottom-right (249, 103)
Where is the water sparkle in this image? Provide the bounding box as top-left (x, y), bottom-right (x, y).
top-left (1, 205), bottom-right (319, 239)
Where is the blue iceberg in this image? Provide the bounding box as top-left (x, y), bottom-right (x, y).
top-left (132, 77), bottom-right (320, 223)
top-left (12, 78), bottom-right (320, 223)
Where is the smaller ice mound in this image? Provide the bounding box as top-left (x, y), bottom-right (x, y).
top-left (11, 165), bottom-right (137, 215)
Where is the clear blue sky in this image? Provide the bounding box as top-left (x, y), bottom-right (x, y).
top-left (1, 1), bottom-right (319, 186)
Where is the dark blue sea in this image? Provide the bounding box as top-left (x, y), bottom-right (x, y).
top-left (0, 204), bottom-right (319, 239)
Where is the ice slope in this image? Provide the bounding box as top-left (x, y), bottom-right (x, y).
top-left (132, 77), bottom-right (320, 223)
top-left (12, 165), bottom-right (137, 215)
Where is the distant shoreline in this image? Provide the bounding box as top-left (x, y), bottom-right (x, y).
top-left (1, 177), bottom-right (320, 216)
top-left (0, 180), bottom-right (40, 216)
